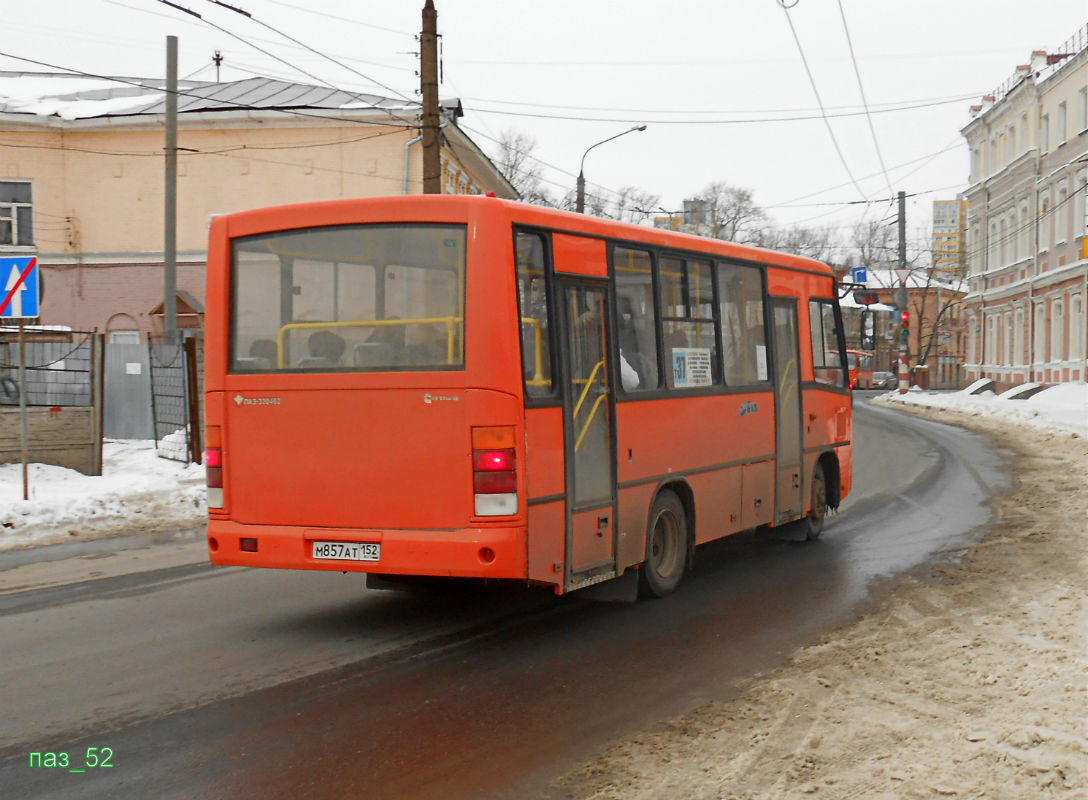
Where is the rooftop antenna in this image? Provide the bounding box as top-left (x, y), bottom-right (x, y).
top-left (213, 50), bottom-right (223, 82)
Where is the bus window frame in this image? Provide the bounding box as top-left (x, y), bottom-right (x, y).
top-left (227, 221), bottom-right (467, 375)
top-left (513, 226), bottom-right (561, 407)
top-left (657, 251), bottom-right (722, 391)
top-left (804, 297), bottom-right (850, 393)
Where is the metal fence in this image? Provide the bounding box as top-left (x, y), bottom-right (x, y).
top-left (0, 333), bottom-right (96, 407)
top-left (148, 334), bottom-right (203, 464)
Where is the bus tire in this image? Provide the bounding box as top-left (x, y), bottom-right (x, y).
top-left (640, 490), bottom-right (687, 598)
top-left (803, 463), bottom-right (827, 541)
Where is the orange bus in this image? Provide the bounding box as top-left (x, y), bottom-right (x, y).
top-left (845, 349), bottom-right (874, 390)
top-left (204, 195), bottom-right (852, 597)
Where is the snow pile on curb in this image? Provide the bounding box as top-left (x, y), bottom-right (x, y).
top-left (0, 440), bottom-right (206, 551)
top-left (877, 381), bottom-right (1088, 437)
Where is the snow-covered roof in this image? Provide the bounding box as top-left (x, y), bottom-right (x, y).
top-left (862, 269), bottom-right (966, 293)
top-left (0, 71), bottom-right (450, 123)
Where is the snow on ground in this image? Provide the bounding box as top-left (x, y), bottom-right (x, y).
top-left (0, 440), bottom-right (206, 551)
top-left (0, 381), bottom-right (1084, 552)
top-left (880, 380), bottom-right (1088, 437)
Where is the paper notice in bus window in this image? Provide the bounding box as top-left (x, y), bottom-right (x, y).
top-left (756, 345), bottom-right (768, 381)
top-left (672, 347), bottom-right (712, 388)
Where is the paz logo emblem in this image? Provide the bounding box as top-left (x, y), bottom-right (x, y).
top-left (234, 394), bottom-right (281, 407)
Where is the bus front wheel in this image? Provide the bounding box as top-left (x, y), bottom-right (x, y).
top-left (803, 463), bottom-right (827, 540)
top-left (640, 490), bottom-right (687, 598)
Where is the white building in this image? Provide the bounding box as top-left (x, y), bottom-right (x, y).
top-left (960, 26), bottom-right (1088, 391)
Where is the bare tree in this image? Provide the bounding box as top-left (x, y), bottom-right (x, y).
top-left (611, 186), bottom-right (661, 225)
top-left (494, 129), bottom-right (553, 206)
top-left (692, 181), bottom-right (765, 242)
top-left (752, 224), bottom-right (839, 263)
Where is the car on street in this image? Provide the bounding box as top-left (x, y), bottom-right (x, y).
top-left (872, 370), bottom-right (897, 389)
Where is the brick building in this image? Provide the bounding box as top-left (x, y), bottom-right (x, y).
top-left (0, 72), bottom-right (515, 340)
top-left (960, 27), bottom-right (1088, 391)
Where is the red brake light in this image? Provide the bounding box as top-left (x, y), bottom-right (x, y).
top-left (473, 449), bottom-right (516, 471)
top-left (474, 471), bottom-right (516, 494)
top-left (205, 447), bottom-right (223, 488)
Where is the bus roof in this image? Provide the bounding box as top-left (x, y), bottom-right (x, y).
top-left (213, 195), bottom-right (834, 277)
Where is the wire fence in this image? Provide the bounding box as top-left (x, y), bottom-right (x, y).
top-left (148, 334), bottom-right (203, 464)
top-left (0, 330), bottom-right (96, 408)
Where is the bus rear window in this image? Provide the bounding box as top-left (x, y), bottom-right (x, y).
top-left (229, 224), bottom-right (466, 373)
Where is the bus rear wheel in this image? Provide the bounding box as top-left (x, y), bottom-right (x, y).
top-left (640, 490), bottom-right (687, 598)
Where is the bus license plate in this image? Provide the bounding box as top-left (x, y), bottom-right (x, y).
top-left (311, 541), bottom-right (381, 562)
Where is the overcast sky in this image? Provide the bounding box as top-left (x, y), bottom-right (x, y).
top-left (6, 0), bottom-right (1087, 249)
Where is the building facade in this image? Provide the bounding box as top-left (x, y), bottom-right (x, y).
top-left (961, 27), bottom-right (1088, 391)
top-left (0, 73), bottom-right (516, 340)
top-left (932, 199), bottom-right (967, 277)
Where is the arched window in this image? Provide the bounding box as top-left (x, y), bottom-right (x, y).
top-left (1071, 295), bottom-right (1085, 361)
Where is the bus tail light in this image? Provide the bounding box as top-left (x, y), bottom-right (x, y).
top-left (472, 426), bottom-right (518, 516)
top-left (205, 425), bottom-right (224, 509)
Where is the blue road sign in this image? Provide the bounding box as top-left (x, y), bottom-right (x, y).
top-left (0, 256), bottom-right (39, 319)
top-left (851, 266), bottom-right (867, 284)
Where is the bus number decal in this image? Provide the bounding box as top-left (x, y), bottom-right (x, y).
top-left (739, 401), bottom-right (759, 417)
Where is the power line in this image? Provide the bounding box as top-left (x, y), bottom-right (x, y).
top-left (455, 90), bottom-right (984, 117)
top-left (202, 0), bottom-right (415, 104)
top-left (836, 0), bottom-right (894, 198)
top-left (778, 0), bottom-right (868, 200)
top-left (262, 0), bottom-right (413, 36)
top-left (0, 50), bottom-right (415, 130)
top-left (155, 0), bottom-right (416, 127)
top-left (466, 93), bottom-right (978, 125)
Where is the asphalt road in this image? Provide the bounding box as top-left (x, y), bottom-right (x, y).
top-left (0, 396), bottom-right (1008, 800)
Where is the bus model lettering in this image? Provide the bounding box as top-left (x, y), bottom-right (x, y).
top-left (205, 196), bottom-right (851, 598)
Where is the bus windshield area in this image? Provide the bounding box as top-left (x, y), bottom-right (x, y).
top-left (229, 224), bottom-right (466, 373)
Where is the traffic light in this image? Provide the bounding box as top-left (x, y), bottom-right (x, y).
top-left (899, 310), bottom-right (910, 341)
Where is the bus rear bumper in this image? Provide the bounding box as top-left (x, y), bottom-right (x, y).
top-left (206, 519), bottom-right (527, 579)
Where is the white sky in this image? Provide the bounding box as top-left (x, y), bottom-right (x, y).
top-left (5, 0), bottom-right (1087, 252)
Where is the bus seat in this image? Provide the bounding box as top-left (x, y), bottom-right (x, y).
top-left (296, 356), bottom-right (339, 369)
top-left (234, 356), bottom-right (271, 370)
top-left (353, 342), bottom-right (394, 366)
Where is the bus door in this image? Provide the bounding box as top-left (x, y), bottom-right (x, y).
top-left (770, 297), bottom-right (804, 523)
top-left (558, 280), bottom-right (617, 588)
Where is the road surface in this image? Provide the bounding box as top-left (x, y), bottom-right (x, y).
top-left (0, 397), bottom-right (1007, 799)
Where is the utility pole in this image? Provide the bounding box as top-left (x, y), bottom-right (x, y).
top-left (213, 50), bottom-right (223, 82)
top-left (164, 35), bottom-right (178, 345)
top-left (420, 0), bottom-right (441, 194)
top-left (896, 190), bottom-right (908, 394)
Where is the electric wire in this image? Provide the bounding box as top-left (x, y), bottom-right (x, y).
top-left (155, 0), bottom-right (417, 127)
top-left (0, 50), bottom-right (415, 130)
top-left (836, 0), bottom-right (894, 198)
top-left (203, 0), bottom-right (416, 104)
top-left (778, 0), bottom-right (868, 200)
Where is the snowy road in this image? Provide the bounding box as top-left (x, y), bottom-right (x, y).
top-left (0, 397), bottom-right (1010, 799)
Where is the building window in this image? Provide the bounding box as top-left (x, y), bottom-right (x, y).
top-left (985, 315), bottom-right (996, 364)
top-left (1034, 304), bottom-right (1046, 363)
top-left (1018, 203), bottom-right (1030, 260)
top-left (1014, 308), bottom-right (1024, 365)
top-left (0, 181), bottom-right (33, 248)
top-left (1057, 102), bottom-right (1067, 145)
top-left (1079, 88), bottom-right (1088, 132)
top-left (1051, 300), bottom-right (1064, 363)
top-left (1071, 296), bottom-right (1085, 361)
top-left (1056, 184), bottom-right (1069, 243)
top-left (1039, 194), bottom-right (1050, 251)
top-left (1040, 114), bottom-right (1049, 153)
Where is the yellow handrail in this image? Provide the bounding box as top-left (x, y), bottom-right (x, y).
top-left (574, 392), bottom-right (608, 452)
top-left (275, 316), bottom-right (463, 367)
top-left (572, 359), bottom-right (605, 420)
top-left (521, 317), bottom-right (545, 385)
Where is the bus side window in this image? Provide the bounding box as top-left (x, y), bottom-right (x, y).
top-left (515, 232), bottom-right (553, 396)
top-left (613, 246), bottom-right (659, 391)
top-left (717, 262), bottom-right (768, 386)
top-left (810, 299), bottom-right (846, 387)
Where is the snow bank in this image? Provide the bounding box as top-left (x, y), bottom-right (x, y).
top-left (880, 381), bottom-right (1088, 437)
top-left (0, 440), bottom-right (205, 551)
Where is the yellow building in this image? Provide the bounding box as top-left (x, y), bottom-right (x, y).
top-left (931, 199), bottom-right (967, 276)
top-left (0, 72), bottom-right (516, 339)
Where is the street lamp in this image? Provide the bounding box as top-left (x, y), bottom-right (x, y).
top-left (576, 125), bottom-right (647, 214)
